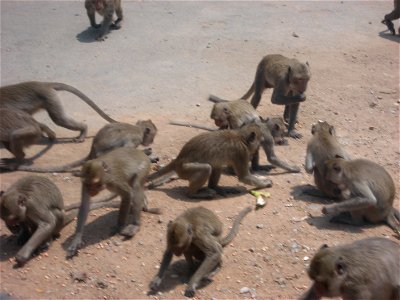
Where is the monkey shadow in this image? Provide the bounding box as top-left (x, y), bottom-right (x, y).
top-left (61, 210), bottom-right (121, 254)
top-left (289, 184), bottom-right (331, 204)
top-left (76, 27), bottom-right (99, 43)
top-left (378, 30), bottom-right (400, 42)
top-left (0, 234), bottom-right (23, 262)
top-left (36, 135), bottom-right (94, 145)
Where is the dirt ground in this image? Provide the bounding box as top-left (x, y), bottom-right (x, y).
top-left (0, 1), bottom-right (399, 299)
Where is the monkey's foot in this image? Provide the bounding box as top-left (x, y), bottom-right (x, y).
top-left (189, 188), bottom-right (217, 200)
top-left (96, 35), bottom-right (108, 42)
top-left (143, 147), bottom-right (152, 156)
top-left (66, 239), bottom-right (83, 258)
top-left (110, 22), bottom-right (122, 30)
top-left (287, 130), bottom-right (302, 139)
top-left (213, 186), bottom-right (242, 197)
top-left (73, 136), bottom-right (85, 143)
top-left (382, 19), bottom-right (395, 35)
top-left (148, 276), bottom-right (162, 294)
top-left (120, 224), bottom-right (140, 238)
top-left (287, 165), bottom-right (301, 173)
top-left (184, 285), bottom-right (197, 298)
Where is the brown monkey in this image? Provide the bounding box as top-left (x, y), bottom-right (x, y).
top-left (212, 54), bottom-right (310, 138)
top-left (322, 158), bottom-right (400, 235)
top-left (147, 123), bottom-right (272, 199)
top-left (301, 237), bottom-right (400, 300)
top-left (0, 108), bottom-right (56, 167)
top-left (0, 175), bottom-right (120, 266)
top-left (381, 0), bottom-right (400, 35)
top-left (85, 0), bottom-right (123, 41)
top-left (0, 81), bottom-right (117, 142)
top-left (304, 121), bottom-right (351, 198)
top-left (149, 206), bottom-right (252, 297)
top-left (67, 146), bottom-right (153, 258)
top-left (14, 120), bottom-right (158, 173)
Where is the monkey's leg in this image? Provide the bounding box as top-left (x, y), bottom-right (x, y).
top-left (383, 7), bottom-right (400, 35)
top-left (235, 163), bottom-right (272, 188)
top-left (38, 123), bottom-right (56, 140)
top-left (116, 192), bottom-right (132, 236)
top-left (111, 0), bottom-right (123, 29)
top-left (249, 70), bottom-right (266, 109)
top-left (120, 190), bottom-right (143, 238)
top-left (184, 238), bottom-right (222, 297)
top-left (287, 103), bottom-right (302, 139)
top-left (85, 3), bottom-right (100, 28)
top-left (149, 250), bottom-right (173, 293)
top-left (208, 168), bottom-right (242, 196)
top-left (181, 163), bottom-right (216, 199)
top-left (322, 190), bottom-right (375, 216)
top-left (261, 139), bottom-right (300, 173)
top-left (283, 105), bottom-right (290, 123)
top-left (251, 151), bottom-right (275, 172)
top-left (10, 126), bottom-right (41, 162)
top-left (97, 3), bottom-right (115, 40)
top-left (46, 95), bottom-right (88, 142)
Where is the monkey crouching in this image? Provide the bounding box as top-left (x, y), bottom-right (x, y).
top-left (149, 206), bottom-right (252, 297)
top-left (301, 237), bottom-right (400, 300)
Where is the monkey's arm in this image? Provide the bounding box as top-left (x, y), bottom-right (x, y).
top-left (85, 1), bottom-right (100, 28)
top-left (304, 150), bottom-right (314, 173)
top-left (299, 283), bottom-right (321, 300)
top-left (149, 249), bottom-right (173, 292)
top-left (67, 185), bottom-right (91, 258)
top-left (262, 140), bottom-right (300, 173)
top-left (97, 2), bottom-right (115, 40)
top-left (271, 83), bottom-right (306, 105)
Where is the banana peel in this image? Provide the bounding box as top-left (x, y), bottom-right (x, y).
top-left (250, 190), bottom-right (270, 210)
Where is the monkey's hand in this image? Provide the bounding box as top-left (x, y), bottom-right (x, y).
top-left (67, 237), bottom-right (83, 258)
top-left (298, 93), bottom-right (306, 102)
top-left (184, 285), bottom-right (196, 298)
top-left (15, 252), bottom-right (29, 267)
top-left (288, 165), bottom-right (301, 173)
top-left (382, 19), bottom-right (395, 35)
top-left (148, 276), bottom-right (162, 293)
top-left (96, 34), bottom-right (108, 42)
top-left (322, 205), bottom-right (336, 215)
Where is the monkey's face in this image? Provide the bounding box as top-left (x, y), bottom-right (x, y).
top-left (289, 63), bottom-right (311, 94)
top-left (138, 120), bottom-right (158, 146)
top-left (82, 162), bottom-right (107, 197)
top-left (267, 117), bottom-right (286, 145)
top-left (167, 222), bottom-right (192, 256)
top-left (210, 103), bottom-right (230, 129)
top-left (0, 193), bottom-right (27, 233)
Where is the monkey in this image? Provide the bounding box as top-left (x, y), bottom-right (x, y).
top-left (322, 158), bottom-right (400, 235)
top-left (85, 0), bottom-right (123, 41)
top-left (67, 146), bottom-right (156, 258)
top-left (13, 120), bottom-right (158, 173)
top-left (211, 54), bottom-right (311, 138)
top-left (149, 206), bottom-right (252, 297)
top-left (304, 121), bottom-right (351, 198)
top-left (381, 0), bottom-right (400, 35)
top-left (300, 237), bottom-right (400, 300)
top-left (0, 175), bottom-right (121, 266)
top-left (0, 108), bottom-right (56, 168)
top-left (147, 123), bottom-right (273, 199)
top-left (0, 81), bottom-right (117, 142)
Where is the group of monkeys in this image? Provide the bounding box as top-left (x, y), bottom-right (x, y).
top-left (1, 0), bottom-right (400, 299)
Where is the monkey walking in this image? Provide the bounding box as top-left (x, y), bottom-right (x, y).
top-left (149, 206), bottom-right (252, 297)
top-left (85, 0), bottom-right (123, 41)
top-left (0, 175), bottom-right (120, 266)
top-left (301, 237), bottom-right (400, 300)
top-left (323, 158), bottom-right (400, 235)
top-left (381, 0), bottom-right (400, 35)
top-left (147, 123), bottom-right (273, 199)
top-left (13, 120), bottom-right (158, 173)
top-left (0, 81), bottom-right (117, 142)
top-left (304, 120), bottom-right (351, 198)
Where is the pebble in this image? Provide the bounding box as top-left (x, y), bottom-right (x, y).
top-left (256, 224), bottom-right (264, 229)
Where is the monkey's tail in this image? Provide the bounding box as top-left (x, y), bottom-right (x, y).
top-left (147, 161), bottom-right (177, 182)
top-left (169, 120), bottom-right (216, 131)
top-left (386, 208), bottom-right (400, 237)
top-left (220, 206), bottom-right (252, 247)
top-left (208, 94), bottom-right (229, 103)
top-left (47, 82), bottom-right (117, 123)
top-left (240, 82), bottom-right (255, 100)
top-left (15, 157), bottom-right (88, 173)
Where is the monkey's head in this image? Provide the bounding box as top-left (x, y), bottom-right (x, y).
top-left (167, 220), bottom-right (193, 256)
top-left (81, 160), bottom-right (109, 197)
top-left (324, 158), bottom-right (346, 185)
top-left (210, 103), bottom-right (230, 129)
top-left (264, 116), bottom-right (286, 145)
top-left (0, 190), bottom-right (27, 234)
top-left (288, 61), bottom-right (311, 94)
top-left (311, 120), bottom-right (335, 136)
top-left (308, 244), bottom-right (347, 298)
top-left (137, 120), bottom-right (158, 146)
top-left (239, 123), bottom-right (263, 154)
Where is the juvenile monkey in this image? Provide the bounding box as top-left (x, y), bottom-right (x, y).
top-left (147, 123), bottom-right (272, 199)
top-left (0, 108), bottom-right (56, 167)
top-left (0, 81), bottom-right (117, 142)
top-left (212, 54), bottom-right (311, 138)
top-left (0, 175), bottom-right (120, 266)
top-left (323, 158), bottom-right (400, 235)
top-left (304, 121), bottom-right (350, 198)
top-left (67, 147), bottom-right (154, 258)
top-left (14, 120), bottom-right (158, 173)
top-left (85, 0), bottom-right (123, 41)
top-left (301, 237), bottom-right (400, 300)
top-left (149, 206), bottom-right (252, 297)
top-left (381, 0), bottom-right (400, 35)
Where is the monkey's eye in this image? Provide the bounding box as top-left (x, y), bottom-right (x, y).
top-left (333, 165), bottom-right (341, 172)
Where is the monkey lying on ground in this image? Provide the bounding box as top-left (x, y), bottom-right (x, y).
top-left (0, 81), bottom-right (117, 142)
top-left (381, 0), bottom-right (400, 35)
top-left (304, 121), bottom-right (350, 198)
top-left (0, 175), bottom-right (120, 266)
top-left (0, 108), bottom-right (56, 169)
top-left (13, 120), bottom-right (158, 173)
top-left (67, 147), bottom-right (160, 258)
top-left (322, 158), bottom-right (400, 235)
top-left (301, 237), bottom-right (400, 300)
top-left (147, 123), bottom-right (272, 199)
top-left (170, 97), bottom-right (299, 173)
top-left (149, 206), bottom-right (252, 297)
top-left (85, 0), bottom-right (123, 41)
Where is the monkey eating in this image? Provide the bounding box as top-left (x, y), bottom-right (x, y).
top-left (0, 175), bottom-right (120, 266)
top-left (147, 123), bottom-right (273, 199)
top-left (149, 206), bottom-right (252, 297)
top-left (0, 108), bottom-right (56, 168)
top-left (322, 158), bottom-right (400, 235)
top-left (85, 0), bottom-right (123, 41)
top-left (304, 120), bottom-right (351, 198)
top-left (67, 146), bottom-right (158, 258)
top-left (13, 120), bottom-right (158, 173)
top-left (0, 81), bottom-right (117, 142)
top-left (301, 237), bottom-right (400, 300)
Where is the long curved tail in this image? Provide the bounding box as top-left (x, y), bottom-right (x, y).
top-left (15, 156), bottom-right (88, 173)
top-left (208, 94), bottom-right (229, 103)
top-left (47, 82), bottom-right (117, 123)
top-left (220, 206), bottom-right (252, 247)
top-left (386, 207), bottom-right (400, 237)
top-left (147, 160), bottom-right (177, 182)
top-left (169, 120), bottom-right (216, 131)
top-left (240, 82), bottom-right (255, 100)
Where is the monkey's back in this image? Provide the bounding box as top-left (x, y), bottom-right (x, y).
top-left (181, 207), bottom-right (223, 237)
top-left (228, 100), bottom-right (260, 127)
top-left (0, 108), bottom-right (41, 140)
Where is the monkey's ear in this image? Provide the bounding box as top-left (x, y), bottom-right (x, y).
top-left (167, 220), bottom-right (173, 228)
top-left (144, 127), bottom-right (151, 135)
top-left (187, 224), bottom-right (193, 236)
top-left (329, 125), bottom-right (335, 135)
top-left (319, 243), bottom-right (329, 250)
top-left (101, 161), bottom-right (111, 173)
top-left (311, 124), bottom-right (316, 135)
top-left (335, 257), bottom-right (346, 275)
top-left (334, 154), bottom-right (344, 159)
top-left (274, 124), bottom-right (280, 131)
top-left (17, 195), bottom-right (27, 207)
top-left (247, 132), bottom-right (256, 143)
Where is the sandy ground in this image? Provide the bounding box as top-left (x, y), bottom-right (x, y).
top-left (0, 1), bottom-right (399, 299)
